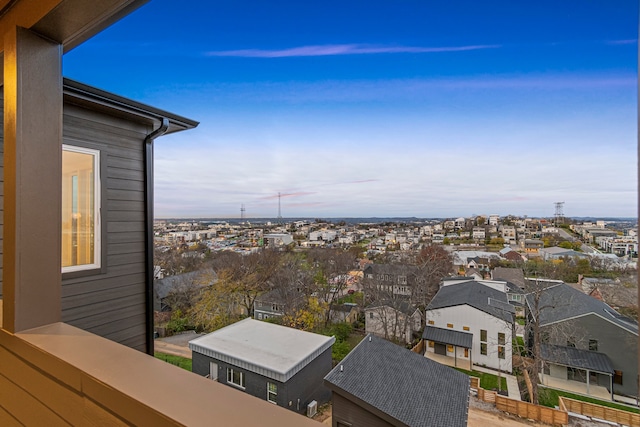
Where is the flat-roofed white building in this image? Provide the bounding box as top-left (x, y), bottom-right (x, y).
top-left (190, 319), bottom-right (335, 414)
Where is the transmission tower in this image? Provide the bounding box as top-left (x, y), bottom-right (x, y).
top-left (554, 202), bottom-right (564, 225)
top-left (277, 192), bottom-right (283, 220)
top-left (240, 204), bottom-right (245, 219)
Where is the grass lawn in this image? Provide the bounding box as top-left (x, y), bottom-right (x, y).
top-left (538, 387), bottom-right (640, 413)
top-left (155, 352), bottom-right (192, 371)
top-left (455, 368), bottom-right (508, 391)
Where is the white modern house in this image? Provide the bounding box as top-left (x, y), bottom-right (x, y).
top-left (424, 280), bottom-right (515, 373)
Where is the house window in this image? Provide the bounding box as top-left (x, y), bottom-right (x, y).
top-left (369, 312), bottom-right (373, 319)
top-left (428, 340), bottom-right (434, 348)
top-left (427, 320), bottom-right (434, 325)
top-left (267, 382), bottom-right (277, 404)
top-left (447, 345), bottom-right (454, 353)
top-left (498, 333), bottom-right (505, 345)
top-left (480, 329), bottom-right (488, 355)
top-left (227, 368), bottom-right (245, 389)
top-left (614, 370), bottom-right (623, 385)
top-left (463, 326), bottom-right (470, 331)
top-left (447, 323), bottom-right (453, 328)
top-left (498, 346), bottom-right (505, 359)
top-left (62, 145), bottom-right (100, 272)
top-left (464, 348), bottom-right (469, 357)
top-left (589, 339), bottom-right (598, 351)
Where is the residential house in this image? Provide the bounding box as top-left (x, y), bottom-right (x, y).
top-left (425, 280), bottom-right (515, 372)
top-left (365, 300), bottom-right (422, 344)
top-left (500, 225), bottom-right (517, 244)
top-left (263, 233), bottom-right (294, 248)
top-left (472, 227), bottom-right (486, 240)
top-left (363, 263), bottom-right (419, 297)
top-left (190, 318), bottom-right (334, 414)
top-left (0, 2), bottom-right (319, 425)
top-left (527, 282), bottom-right (638, 398)
top-left (154, 268), bottom-right (217, 312)
top-left (466, 256), bottom-right (490, 272)
top-left (499, 246), bottom-right (525, 262)
top-left (329, 303), bottom-right (359, 324)
top-left (524, 239), bottom-right (544, 255)
top-left (324, 334), bottom-right (470, 427)
top-left (253, 288), bottom-right (304, 320)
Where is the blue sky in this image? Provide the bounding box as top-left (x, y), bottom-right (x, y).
top-left (63, 1), bottom-right (638, 218)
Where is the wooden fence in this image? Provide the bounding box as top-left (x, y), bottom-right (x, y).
top-left (475, 381), bottom-right (568, 426)
top-left (559, 397), bottom-right (640, 427)
top-left (495, 395), bottom-right (568, 426)
top-left (411, 339), bottom-right (424, 354)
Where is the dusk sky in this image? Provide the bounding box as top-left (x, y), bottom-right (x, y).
top-left (63, 1), bottom-right (638, 219)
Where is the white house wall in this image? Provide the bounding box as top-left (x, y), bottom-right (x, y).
top-left (425, 304), bottom-right (513, 372)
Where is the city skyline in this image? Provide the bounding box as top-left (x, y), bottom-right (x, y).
top-left (63, 1), bottom-right (638, 218)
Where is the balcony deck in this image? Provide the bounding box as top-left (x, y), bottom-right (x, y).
top-left (0, 300), bottom-right (321, 426)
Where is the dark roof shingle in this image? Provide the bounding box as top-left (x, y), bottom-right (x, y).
top-left (427, 281), bottom-right (514, 323)
top-left (541, 344), bottom-right (614, 374)
top-left (324, 335), bottom-right (469, 427)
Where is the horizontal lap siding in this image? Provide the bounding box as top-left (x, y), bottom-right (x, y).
top-left (62, 105), bottom-right (151, 352)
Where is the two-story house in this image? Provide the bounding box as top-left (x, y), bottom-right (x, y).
top-left (424, 280), bottom-right (515, 373)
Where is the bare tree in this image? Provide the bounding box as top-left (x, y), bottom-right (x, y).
top-left (413, 244), bottom-right (454, 307)
top-left (306, 248), bottom-right (357, 327)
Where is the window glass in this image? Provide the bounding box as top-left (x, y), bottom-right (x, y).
top-left (498, 332), bottom-right (505, 345)
top-left (480, 343), bottom-right (487, 355)
top-left (267, 382), bottom-right (277, 403)
top-left (62, 145), bottom-right (100, 272)
top-left (480, 329), bottom-right (487, 342)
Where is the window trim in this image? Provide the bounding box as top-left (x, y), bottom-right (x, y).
top-left (227, 368), bottom-right (245, 389)
top-left (61, 144), bottom-right (102, 274)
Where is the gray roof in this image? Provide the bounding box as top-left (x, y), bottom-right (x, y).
top-left (427, 281), bottom-right (514, 323)
top-left (154, 269), bottom-right (216, 299)
top-left (189, 318), bottom-right (335, 383)
top-left (324, 335), bottom-right (469, 427)
top-left (422, 326), bottom-right (473, 348)
top-left (492, 267), bottom-right (526, 289)
top-left (366, 299), bottom-right (419, 316)
top-left (528, 283), bottom-right (638, 335)
top-left (541, 344), bottom-right (614, 374)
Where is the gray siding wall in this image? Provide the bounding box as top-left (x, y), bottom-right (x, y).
top-left (60, 104), bottom-right (150, 351)
top-left (192, 346), bottom-right (332, 414)
top-left (331, 392), bottom-right (394, 427)
top-left (544, 313), bottom-right (638, 397)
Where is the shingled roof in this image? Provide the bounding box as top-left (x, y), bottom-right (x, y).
top-left (541, 344), bottom-right (614, 374)
top-left (324, 335), bottom-right (469, 427)
top-left (528, 283), bottom-right (638, 335)
top-left (422, 326), bottom-right (473, 348)
top-left (427, 280), bottom-right (514, 323)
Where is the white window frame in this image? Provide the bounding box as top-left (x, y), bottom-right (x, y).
top-left (227, 368), bottom-right (245, 389)
top-left (62, 144), bottom-right (101, 273)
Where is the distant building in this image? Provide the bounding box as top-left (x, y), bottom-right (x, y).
top-left (190, 319), bottom-right (335, 414)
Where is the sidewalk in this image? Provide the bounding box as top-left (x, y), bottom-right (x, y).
top-left (473, 365), bottom-right (521, 401)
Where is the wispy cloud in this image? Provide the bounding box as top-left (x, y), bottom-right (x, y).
top-left (606, 39), bottom-right (637, 45)
top-left (205, 44), bottom-right (500, 58)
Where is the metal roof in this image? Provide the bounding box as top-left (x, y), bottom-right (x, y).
top-left (324, 335), bottom-right (469, 427)
top-left (189, 318), bottom-right (335, 383)
top-left (422, 326), bottom-right (473, 348)
top-left (541, 344), bottom-right (614, 374)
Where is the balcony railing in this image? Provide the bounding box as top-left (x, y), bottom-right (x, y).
top-left (0, 301), bottom-right (321, 426)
